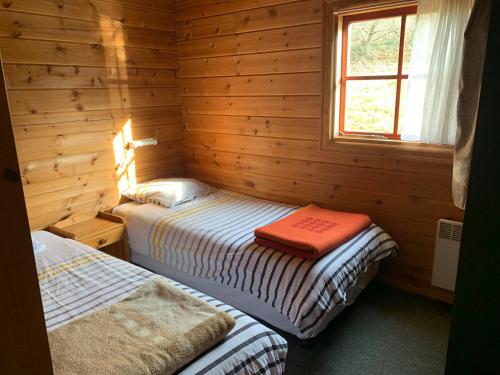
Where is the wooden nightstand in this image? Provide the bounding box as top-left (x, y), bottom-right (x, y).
top-left (48, 211), bottom-right (130, 261)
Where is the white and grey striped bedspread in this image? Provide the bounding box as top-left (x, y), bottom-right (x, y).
top-left (32, 231), bottom-right (287, 375)
top-left (115, 189), bottom-right (399, 339)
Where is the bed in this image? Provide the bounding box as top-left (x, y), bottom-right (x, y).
top-left (114, 188), bottom-right (399, 339)
top-left (32, 230), bottom-right (288, 374)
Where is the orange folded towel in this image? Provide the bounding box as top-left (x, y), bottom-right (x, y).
top-left (254, 237), bottom-right (323, 259)
top-left (254, 204), bottom-right (371, 259)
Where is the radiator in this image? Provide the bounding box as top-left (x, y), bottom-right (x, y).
top-left (431, 219), bottom-right (463, 291)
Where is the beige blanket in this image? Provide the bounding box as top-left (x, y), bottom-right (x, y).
top-left (48, 278), bottom-right (236, 375)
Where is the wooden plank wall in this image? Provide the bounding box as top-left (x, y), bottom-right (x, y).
top-left (174, 0), bottom-right (464, 302)
top-left (0, 0), bottom-right (184, 230)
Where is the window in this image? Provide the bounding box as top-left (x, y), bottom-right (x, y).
top-left (337, 6), bottom-right (417, 141)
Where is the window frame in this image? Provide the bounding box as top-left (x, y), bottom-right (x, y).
top-left (338, 5), bottom-right (417, 141)
top-left (321, 0), bottom-right (452, 155)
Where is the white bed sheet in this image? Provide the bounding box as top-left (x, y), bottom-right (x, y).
top-left (114, 188), bottom-right (398, 339)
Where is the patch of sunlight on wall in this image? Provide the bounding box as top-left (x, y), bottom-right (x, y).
top-left (114, 119), bottom-right (137, 192)
top-left (99, 14), bottom-right (136, 194)
top-left (99, 15), bottom-right (129, 103)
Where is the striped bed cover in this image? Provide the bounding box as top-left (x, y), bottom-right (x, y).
top-left (114, 189), bottom-right (399, 339)
top-left (32, 231), bottom-right (287, 375)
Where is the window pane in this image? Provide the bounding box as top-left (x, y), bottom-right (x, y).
top-left (402, 14), bottom-right (416, 74)
top-left (344, 80), bottom-right (397, 134)
top-left (398, 79), bottom-right (409, 129)
top-left (347, 16), bottom-right (402, 76)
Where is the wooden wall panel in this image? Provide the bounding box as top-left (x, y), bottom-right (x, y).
top-left (181, 72), bottom-right (321, 96)
top-left (2, 0), bottom-right (175, 31)
top-left (0, 11), bottom-right (176, 49)
top-left (4, 65), bottom-right (179, 89)
top-left (178, 23), bottom-right (322, 59)
top-left (176, 0), bottom-right (321, 41)
top-left (175, 0), bottom-right (464, 302)
top-left (8, 87), bottom-right (180, 115)
top-left (178, 48), bottom-right (321, 78)
top-left (1, 0), bottom-right (184, 229)
top-left (0, 38), bottom-right (178, 68)
top-left (175, 0), bottom-right (300, 21)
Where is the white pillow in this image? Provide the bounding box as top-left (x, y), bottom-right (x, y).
top-left (122, 178), bottom-right (214, 208)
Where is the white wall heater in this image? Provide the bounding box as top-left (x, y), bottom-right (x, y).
top-left (431, 219), bottom-right (463, 291)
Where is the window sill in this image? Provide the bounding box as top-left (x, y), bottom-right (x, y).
top-left (322, 135), bottom-right (454, 158)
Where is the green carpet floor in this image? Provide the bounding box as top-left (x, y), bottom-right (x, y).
top-left (280, 283), bottom-right (451, 375)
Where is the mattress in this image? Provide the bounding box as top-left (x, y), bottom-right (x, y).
top-left (32, 230), bottom-right (287, 375)
top-left (114, 189), bottom-right (399, 339)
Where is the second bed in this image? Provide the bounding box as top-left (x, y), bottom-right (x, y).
top-left (114, 188), bottom-right (398, 339)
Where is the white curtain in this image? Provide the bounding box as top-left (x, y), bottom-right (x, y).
top-left (453, 0), bottom-right (491, 209)
top-left (400, 0), bottom-right (474, 144)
